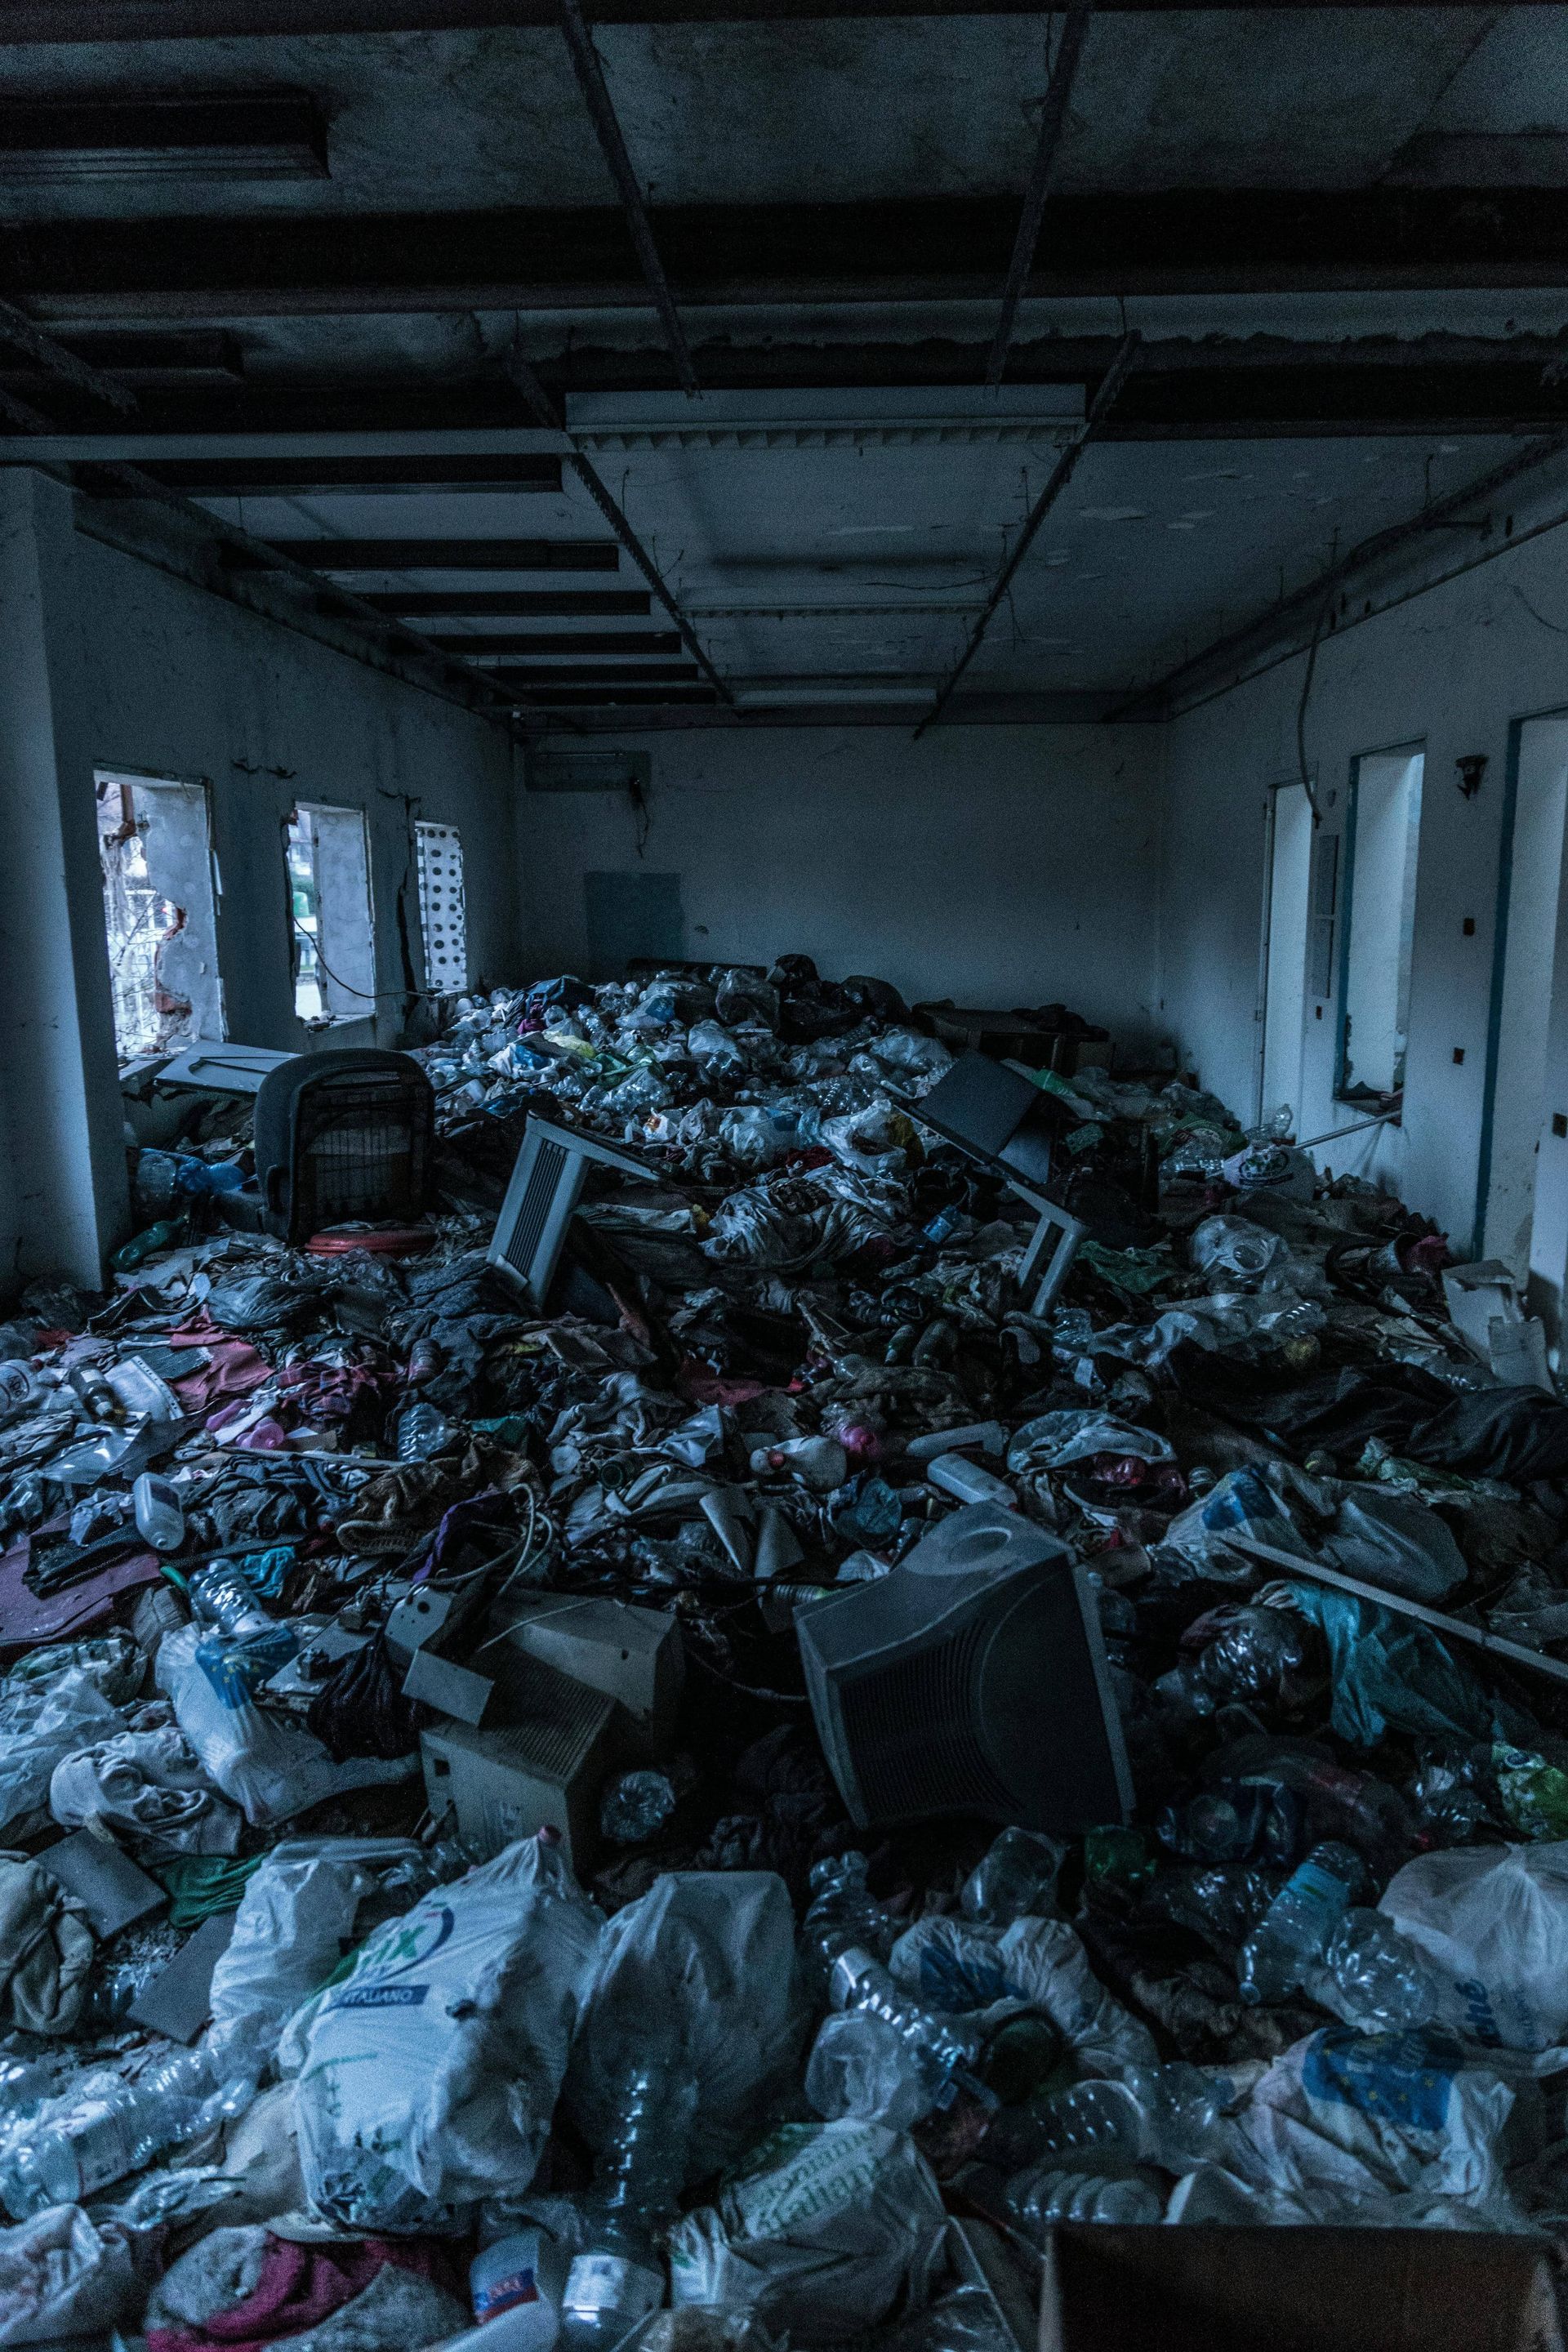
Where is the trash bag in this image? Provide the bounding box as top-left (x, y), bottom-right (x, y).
top-left (888, 1914), bottom-right (1157, 2079)
top-left (567, 1872), bottom-right (808, 2180)
top-left (284, 1833), bottom-right (602, 2232)
top-left (1379, 1842), bottom-right (1568, 2065)
top-left (1289, 1584), bottom-right (1537, 1752)
top-left (156, 1624), bottom-right (414, 1827)
top-left (1163, 1468), bottom-right (1313, 1578)
top-left (0, 1667), bottom-right (127, 1840)
top-left (667, 2122), bottom-right (946, 2341)
top-left (1321, 1486), bottom-right (1468, 1605)
top-left (208, 1838), bottom-right (430, 2078)
top-left (1228, 2025), bottom-right (1516, 2218)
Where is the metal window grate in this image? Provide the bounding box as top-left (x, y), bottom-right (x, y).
top-left (416, 821), bottom-right (468, 991)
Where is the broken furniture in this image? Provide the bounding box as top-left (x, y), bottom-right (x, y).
top-left (910, 1051), bottom-right (1089, 1314)
top-left (223, 1049), bottom-right (435, 1244)
top-left (488, 1112), bottom-right (661, 1310)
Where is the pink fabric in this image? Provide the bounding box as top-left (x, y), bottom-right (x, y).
top-left (145, 2234), bottom-right (457, 2352)
top-left (168, 1321), bottom-right (271, 1411)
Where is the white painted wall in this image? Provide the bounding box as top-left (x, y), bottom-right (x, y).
top-left (0, 470), bottom-right (521, 1289)
top-left (519, 723), bottom-right (1165, 1047)
top-left (1160, 520), bottom-right (1568, 1258)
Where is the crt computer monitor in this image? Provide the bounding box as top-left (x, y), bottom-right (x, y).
top-left (908, 1051), bottom-right (1089, 1314)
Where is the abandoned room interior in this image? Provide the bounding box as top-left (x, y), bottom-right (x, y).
top-left (12, 1), bottom-right (1568, 2341)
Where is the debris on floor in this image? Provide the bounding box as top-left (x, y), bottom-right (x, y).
top-left (7, 953), bottom-right (1568, 2345)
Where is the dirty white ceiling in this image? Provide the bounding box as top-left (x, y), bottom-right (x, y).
top-left (2, 4), bottom-right (1566, 724)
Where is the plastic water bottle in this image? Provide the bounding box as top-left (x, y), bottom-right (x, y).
top-left (1007, 2166), bottom-right (1164, 2234)
top-left (806, 2010), bottom-right (932, 2130)
top-left (132, 1471), bottom-right (185, 1553)
top-left (469, 2227), bottom-right (569, 2352)
top-left (188, 1562), bottom-right (274, 1639)
top-left (0, 2049), bottom-right (213, 2216)
top-left (1002, 2065), bottom-right (1224, 2173)
top-left (800, 1851), bottom-right (897, 1989)
top-left (559, 2059), bottom-right (696, 2352)
top-left (829, 1947), bottom-right (983, 2108)
top-left (1237, 1840), bottom-right (1362, 2005)
top-left (961, 1827), bottom-right (1067, 1927)
top-left (1311, 1908), bottom-right (1441, 2033)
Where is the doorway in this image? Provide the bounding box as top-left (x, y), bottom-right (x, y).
top-left (1478, 712), bottom-right (1568, 1352)
top-left (1259, 779), bottom-right (1312, 1128)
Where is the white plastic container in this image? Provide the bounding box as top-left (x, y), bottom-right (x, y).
top-left (464, 2227), bottom-right (569, 2352)
top-left (924, 1454), bottom-right (1018, 1509)
top-left (131, 1471), bottom-right (185, 1553)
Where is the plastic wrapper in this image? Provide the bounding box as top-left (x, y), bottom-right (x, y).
top-left (284, 1834), bottom-right (603, 2231)
top-left (156, 1622), bottom-right (413, 1828)
top-left (667, 2122), bottom-right (946, 2341)
top-left (889, 1913), bottom-right (1158, 2078)
top-left (0, 2203), bottom-right (144, 2345)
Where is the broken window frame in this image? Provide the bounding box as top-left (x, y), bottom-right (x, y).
top-left (415, 820), bottom-right (470, 996)
top-left (283, 801), bottom-right (376, 1028)
top-left (95, 767), bottom-right (225, 1065)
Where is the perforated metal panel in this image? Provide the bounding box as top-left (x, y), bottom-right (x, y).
top-left (416, 821), bottom-right (468, 992)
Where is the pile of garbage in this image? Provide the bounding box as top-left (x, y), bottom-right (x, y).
top-left (7, 951), bottom-right (1568, 2344)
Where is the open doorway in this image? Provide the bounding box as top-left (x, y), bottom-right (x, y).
top-left (1259, 778), bottom-right (1312, 1129)
top-left (1337, 745), bottom-right (1424, 1107)
top-left (96, 769), bottom-right (223, 1062)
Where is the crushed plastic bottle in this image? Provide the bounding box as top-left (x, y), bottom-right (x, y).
top-left (961, 1827), bottom-right (1067, 1927)
top-left (599, 1770), bottom-right (677, 1846)
top-left (1237, 1839), bottom-right (1363, 2005)
top-left (1006, 2165), bottom-right (1165, 2232)
top-left (1004, 2064), bottom-right (1227, 2175)
top-left (800, 1851), bottom-right (898, 1989)
top-left (188, 1562), bottom-right (275, 1640)
top-left (0, 2049), bottom-right (245, 2216)
top-left (828, 1946), bottom-right (985, 2111)
top-left (1308, 1907), bottom-right (1442, 2033)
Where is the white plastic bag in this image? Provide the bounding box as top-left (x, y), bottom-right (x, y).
top-left (49, 1722), bottom-right (243, 1855)
top-left (888, 1914), bottom-right (1158, 2079)
top-left (285, 1833), bottom-right (602, 2232)
top-left (1226, 2025), bottom-right (1516, 2220)
top-left (156, 1624), bottom-right (412, 1827)
top-left (1380, 1842), bottom-right (1568, 2066)
top-left (208, 1837), bottom-right (427, 2078)
top-left (567, 1872), bottom-right (806, 2180)
top-left (0, 1669), bottom-right (126, 1839)
top-left (668, 2122), bottom-right (945, 2341)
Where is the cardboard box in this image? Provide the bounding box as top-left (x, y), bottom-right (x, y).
top-left (1038, 2226), bottom-right (1562, 2352)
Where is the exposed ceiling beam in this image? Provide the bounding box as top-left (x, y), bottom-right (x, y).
top-left (514, 683), bottom-right (721, 705)
top-left (429, 629), bottom-right (682, 654)
top-left (918, 330), bottom-right (1139, 736)
top-left (0, 95), bottom-right (326, 182)
top-left (493, 660), bottom-right (698, 684)
top-left (357, 587), bottom-right (653, 615)
top-left (555, 0), bottom-right (697, 393)
top-left (18, 189), bottom-right (1568, 325)
top-left (261, 537), bottom-right (618, 571)
top-left (1, 0), bottom-right (1557, 31)
top-left (986, 0), bottom-right (1094, 386)
top-left (506, 344), bottom-right (737, 707)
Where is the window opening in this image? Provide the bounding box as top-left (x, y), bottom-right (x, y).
top-left (1338, 746), bottom-right (1424, 1105)
top-left (416, 821), bottom-right (469, 993)
top-left (96, 770), bottom-right (223, 1062)
top-left (285, 803), bottom-right (375, 1027)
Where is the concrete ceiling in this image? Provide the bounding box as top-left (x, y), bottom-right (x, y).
top-left (0, 3), bottom-right (1565, 726)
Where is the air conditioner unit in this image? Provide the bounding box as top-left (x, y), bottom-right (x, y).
top-left (798, 1504), bottom-right (1132, 1833)
top-left (487, 1113), bottom-right (660, 1309)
